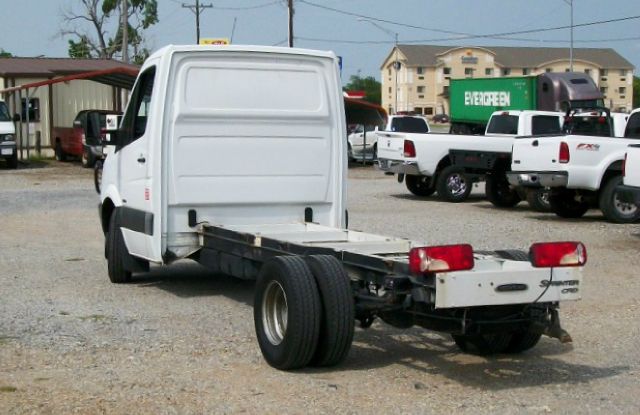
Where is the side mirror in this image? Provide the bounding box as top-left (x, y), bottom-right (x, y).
top-left (12, 114), bottom-right (20, 122)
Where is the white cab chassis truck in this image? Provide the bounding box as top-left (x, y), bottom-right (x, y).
top-left (99, 45), bottom-right (586, 370)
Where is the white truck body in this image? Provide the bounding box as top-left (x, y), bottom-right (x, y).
top-left (0, 100), bottom-right (18, 168)
top-left (508, 108), bottom-right (640, 222)
top-left (98, 45), bottom-right (584, 369)
top-left (348, 115), bottom-right (430, 161)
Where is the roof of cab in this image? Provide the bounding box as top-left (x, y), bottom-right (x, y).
top-left (147, 44), bottom-right (337, 62)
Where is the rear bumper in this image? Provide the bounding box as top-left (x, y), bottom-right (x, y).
top-left (507, 171), bottom-right (568, 188)
top-left (0, 142), bottom-right (16, 159)
top-left (377, 158), bottom-right (421, 175)
top-left (617, 184), bottom-right (640, 205)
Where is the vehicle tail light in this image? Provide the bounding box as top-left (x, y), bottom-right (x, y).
top-left (559, 142), bottom-right (570, 163)
top-left (409, 244), bottom-right (474, 274)
top-left (529, 242), bottom-right (587, 268)
top-left (623, 153), bottom-right (627, 177)
top-left (598, 116), bottom-right (606, 124)
top-left (404, 140), bottom-right (416, 158)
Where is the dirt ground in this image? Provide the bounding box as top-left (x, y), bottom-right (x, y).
top-left (1, 161), bottom-right (639, 414)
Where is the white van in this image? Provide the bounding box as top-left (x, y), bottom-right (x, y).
top-left (0, 100), bottom-right (18, 168)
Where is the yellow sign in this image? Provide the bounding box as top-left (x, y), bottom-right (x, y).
top-left (200, 38), bottom-right (230, 45)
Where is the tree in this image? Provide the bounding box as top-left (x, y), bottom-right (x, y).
top-left (344, 75), bottom-right (382, 105)
top-left (61, 0), bottom-right (158, 62)
top-left (0, 49), bottom-right (13, 58)
top-left (633, 76), bottom-right (640, 109)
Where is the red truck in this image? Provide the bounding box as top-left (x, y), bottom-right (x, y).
top-left (52, 110), bottom-right (121, 167)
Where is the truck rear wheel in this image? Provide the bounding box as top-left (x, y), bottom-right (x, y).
top-left (107, 209), bottom-right (132, 283)
top-left (505, 330), bottom-right (542, 353)
top-left (405, 175), bottom-right (436, 197)
top-left (254, 256), bottom-right (321, 370)
top-left (526, 188), bottom-right (551, 212)
top-left (7, 153), bottom-right (18, 169)
top-left (94, 160), bottom-right (103, 194)
top-left (55, 142), bottom-right (67, 162)
top-left (549, 189), bottom-right (589, 218)
top-left (436, 165), bottom-right (472, 202)
top-left (451, 333), bottom-right (513, 355)
top-left (599, 175), bottom-right (640, 223)
top-left (305, 255), bottom-right (354, 367)
top-left (485, 173), bottom-right (521, 207)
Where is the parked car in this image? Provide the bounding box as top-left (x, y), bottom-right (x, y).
top-left (431, 113), bottom-right (450, 124)
top-left (52, 109), bottom-right (122, 167)
top-left (0, 100), bottom-right (19, 169)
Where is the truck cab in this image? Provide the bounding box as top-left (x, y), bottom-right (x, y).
top-left (0, 100), bottom-right (19, 169)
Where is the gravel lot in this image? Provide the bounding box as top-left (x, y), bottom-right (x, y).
top-left (1, 161), bottom-right (639, 414)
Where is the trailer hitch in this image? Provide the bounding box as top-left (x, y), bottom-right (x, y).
top-left (542, 308), bottom-right (572, 343)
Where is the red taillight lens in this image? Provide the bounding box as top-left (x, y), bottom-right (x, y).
top-left (598, 116), bottom-right (606, 124)
top-left (559, 142), bottom-right (570, 163)
top-left (529, 242), bottom-right (587, 268)
top-left (409, 244), bottom-right (474, 274)
top-left (623, 153), bottom-right (627, 177)
top-left (404, 140), bottom-right (416, 158)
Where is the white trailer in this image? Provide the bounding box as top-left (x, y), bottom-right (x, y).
top-left (99, 45), bottom-right (586, 370)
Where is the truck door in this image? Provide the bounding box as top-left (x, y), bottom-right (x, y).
top-left (115, 66), bottom-right (158, 261)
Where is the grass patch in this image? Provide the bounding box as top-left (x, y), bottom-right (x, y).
top-left (0, 386), bottom-right (18, 392)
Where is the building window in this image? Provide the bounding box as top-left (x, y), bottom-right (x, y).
top-left (388, 87), bottom-right (392, 93)
top-left (619, 69), bottom-right (626, 76)
top-left (601, 77), bottom-right (608, 82)
top-left (584, 69), bottom-right (591, 75)
top-left (21, 98), bottom-right (40, 122)
top-left (522, 68), bottom-right (530, 75)
top-left (388, 68), bottom-right (392, 76)
top-left (414, 107), bottom-right (423, 114)
top-left (417, 86), bottom-right (425, 93)
top-left (600, 87), bottom-right (608, 94)
top-left (565, 68), bottom-right (570, 72)
top-left (619, 87), bottom-right (626, 94)
top-left (502, 68), bottom-right (511, 76)
top-left (417, 66), bottom-right (424, 74)
top-left (443, 67), bottom-right (451, 75)
top-left (601, 69), bottom-right (608, 76)
top-left (545, 68), bottom-right (552, 73)
top-left (424, 107), bottom-right (434, 115)
top-left (443, 86), bottom-right (450, 95)
top-left (485, 68), bottom-right (494, 76)
top-left (418, 95), bottom-right (424, 99)
top-left (464, 68), bottom-right (474, 78)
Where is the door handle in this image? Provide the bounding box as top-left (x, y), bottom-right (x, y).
top-left (137, 156), bottom-right (146, 163)
top-left (532, 140), bottom-right (539, 147)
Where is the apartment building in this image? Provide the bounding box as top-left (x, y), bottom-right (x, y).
top-left (380, 45), bottom-right (634, 116)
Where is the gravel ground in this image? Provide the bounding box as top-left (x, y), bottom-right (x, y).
top-left (1, 161), bottom-right (639, 414)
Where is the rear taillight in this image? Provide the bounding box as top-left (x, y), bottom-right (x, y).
top-left (559, 142), bottom-right (570, 163)
top-left (409, 244), bottom-right (474, 274)
top-left (529, 242), bottom-right (587, 268)
top-left (623, 153), bottom-right (627, 177)
top-left (404, 140), bottom-right (416, 158)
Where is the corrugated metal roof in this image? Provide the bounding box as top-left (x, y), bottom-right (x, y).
top-left (0, 57), bottom-right (139, 77)
top-left (392, 45), bottom-right (634, 69)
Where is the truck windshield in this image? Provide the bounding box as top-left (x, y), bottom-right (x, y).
top-left (531, 115), bottom-right (562, 135)
top-left (564, 115), bottom-right (612, 137)
top-left (0, 102), bottom-right (11, 122)
top-left (390, 117), bottom-right (429, 133)
top-left (624, 113), bottom-right (640, 139)
top-left (486, 114), bottom-right (518, 135)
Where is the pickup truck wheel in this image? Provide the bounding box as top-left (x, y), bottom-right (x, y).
top-left (451, 333), bottom-right (512, 355)
top-left (107, 209), bottom-right (132, 283)
top-left (526, 188), bottom-right (551, 212)
top-left (599, 175), bottom-right (640, 223)
top-left (405, 175), bottom-right (435, 196)
top-left (54, 142), bottom-right (67, 162)
top-left (81, 148), bottom-right (95, 168)
top-left (504, 330), bottom-right (542, 353)
top-left (94, 160), bottom-right (103, 194)
top-left (485, 173), bottom-right (521, 207)
top-left (436, 165), bottom-right (472, 202)
top-left (549, 189), bottom-right (589, 218)
top-left (254, 256), bottom-right (321, 370)
top-left (305, 255), bottom-right (355, 367)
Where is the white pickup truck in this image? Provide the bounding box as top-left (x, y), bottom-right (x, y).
top-left (508, 108), bottom-right (640, 223)
top-left (99, 45), bottom-right (585, 370)
top-left (348, 115), bottom-right (429, 162)
top-left (377, 110), bottom-right (563, 205)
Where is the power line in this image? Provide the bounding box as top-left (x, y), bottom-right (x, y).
top-left (211, 1), bottom-right (279, 10)
top-left (182, 0), bottom-right (213, 44)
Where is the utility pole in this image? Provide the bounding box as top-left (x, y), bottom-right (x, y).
top-left (288, 0), bottom-right (294, 47)
top-left (182, 0), bottom-right (213, 44)
top-left (122, 0), bottom-right (128, 63)
top-left (562, 0), bottom-right (574, 71)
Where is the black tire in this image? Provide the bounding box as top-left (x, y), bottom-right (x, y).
top-left (505, 330), bottom-right (542, 353)
top-left (305, 255), bottom-right (355, 367)
top-left (254, 256), bottom-right (321, 370)
top-left (599, 175), bottom-right (640, 223)
top-left (107, 209), bottom-right (132, 283)
top-left (405, 175), bottom-right (436, 197)
top-left (436, 165), bottom-right (472, 202)
top-left (549, 189), bottom-right (589, 218)
top-left (94, 160), bottom-right (103, 194)
top-left (451, 333), bottom-right (513, 355)
top-left (485, 173), bottom-right (521, 207)
top-left (55, 142), bottom-right (66, 162)
top-left (7, 153), bottom-right (18, 169)
top-left (526, 188), bottom-right (551, 212)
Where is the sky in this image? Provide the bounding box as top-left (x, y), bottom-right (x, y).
top-left (1, 0), bottom-right (639, 84)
